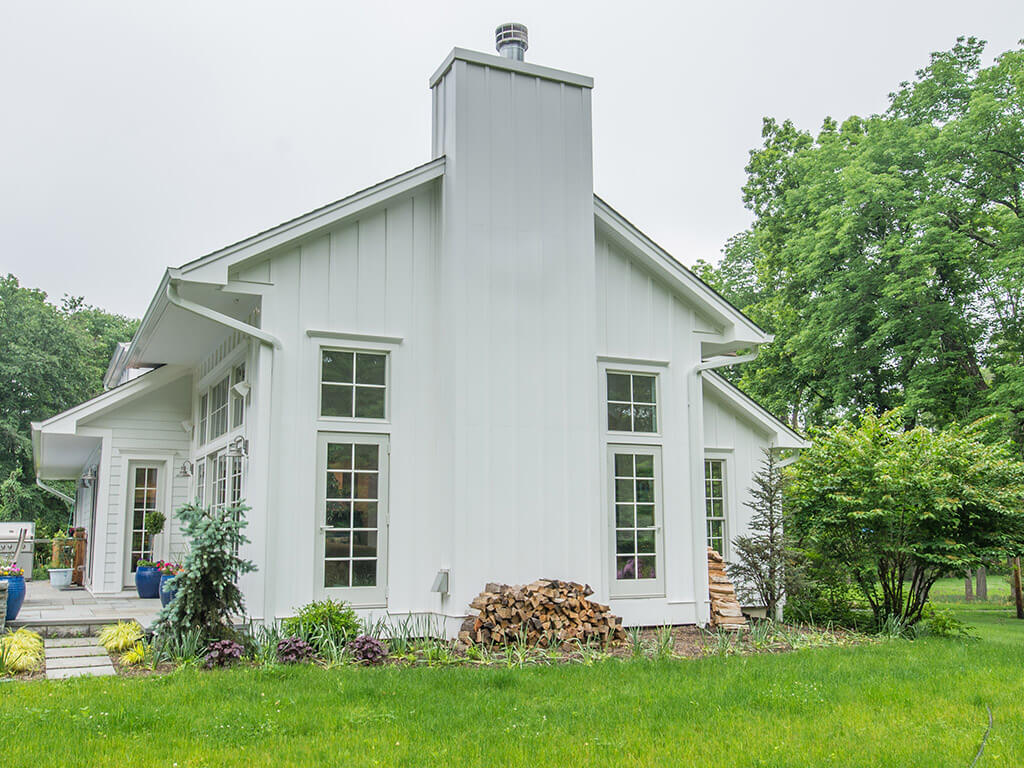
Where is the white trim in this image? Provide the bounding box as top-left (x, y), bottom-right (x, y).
top-left (701, 371), bottom-right (808, 450)
top-left (606, 444), bottom-right (666, 599)
top-left (594, 196), bottom-right (772, 347)
top-left (314, 339), bottom-right (398, 425)
top-left (702, 453), bottom-right (732, 560)
top-left (306, 330), bottom-right (405, 345)
top-left (599, 361), bottom-right (665, 440)
top-left (429, 47), bottom-right (594, 89)
top-left (596, 354), bottom-right (670, 368)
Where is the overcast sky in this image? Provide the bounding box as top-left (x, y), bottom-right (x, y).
top-left (2, 1), bottom-right (1021, 318)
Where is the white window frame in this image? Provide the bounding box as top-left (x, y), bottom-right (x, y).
top-left (603, 369), bottom-right (662, 437)
top-left (315, 432), bottom-right (389, 607)
top-left (192, 352), bottom-right (249, 508)
top-left (317, 346), bottom-right (391, 423)
top-left (703, 450), bottom-right (734, 559)
top-left (607, 444), bottom-right (665, 598)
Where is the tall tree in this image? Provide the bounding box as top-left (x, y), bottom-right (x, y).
top-left (0, 275), bottom-right (137, 532)
top-left (700, 38), bottom-right (1024, 444)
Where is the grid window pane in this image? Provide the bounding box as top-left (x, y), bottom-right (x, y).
top-left (606, 373), bottom-right (658, 433)
top-left (321, 350), bottom-right (387, 419)
top-left (613, 452), bottom-right (658, 582)
top-left (323, 440), bottom-right (380, 589)
top-left (704, 459), bottom-right (727, 555)
top-left (208, 377), bottom-right (230, 439)
top-left (129, 466), bottom-right (159, 572)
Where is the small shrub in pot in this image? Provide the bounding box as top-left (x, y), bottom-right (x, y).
top-left (349, 634), bottom-right (387, 666)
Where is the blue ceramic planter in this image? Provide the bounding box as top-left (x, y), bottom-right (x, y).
top-left (134, 566), bottom-right (161, 599)
top-left (159, 573), bottom-right (177, 608)
top-left (1, 575), bottom-right (26, 622)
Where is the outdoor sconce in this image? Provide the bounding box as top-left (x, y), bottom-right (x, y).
top-left (232, 381), bottom-right (250, 399)
top-left (227, 436), bottom-right (249, 459)
top-left (177, 460), bottom-right (194, 478)
top-left (81, 466), bottom-right (97, 487)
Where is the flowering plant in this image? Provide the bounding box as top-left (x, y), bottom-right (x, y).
top-left (159, 561), bottom-right (184, 576)
top-left (0, 564), bottom-right (25, 577)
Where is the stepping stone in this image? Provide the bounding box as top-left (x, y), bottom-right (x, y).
top-left (45, 646), bottom-right (108, 658)
top-left (45, 638), bottom-right (97, 648)
top-left (47, 665), bottom-right (116, 680)
top-left (45, 654), bottom-right (112, 670)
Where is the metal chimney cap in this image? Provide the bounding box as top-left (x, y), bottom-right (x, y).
top-left (495, 22), bottom-right (528, 61)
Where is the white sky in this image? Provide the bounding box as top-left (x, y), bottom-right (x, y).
top-left (2, 1), bottom-right (1021, 317)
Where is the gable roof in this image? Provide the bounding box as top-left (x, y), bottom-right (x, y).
top-left (593, 195), bottom-right (771, 350)
top-left (702, 370), bottom-right (808, 450)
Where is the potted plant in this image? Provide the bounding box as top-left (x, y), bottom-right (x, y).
top-left (134, 511), bottom-right (167, 599)
top-left (48, 529), bottom-right (75, 589)
top-left (134, 559), bottom-right (163, 599)
top-left (0, 563), bottom-right (26, 622)
top-left (159, 561), bottom-right (183, 608)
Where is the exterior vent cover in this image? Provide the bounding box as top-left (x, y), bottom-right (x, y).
top-left (495, 23), bottom-right (528, 61)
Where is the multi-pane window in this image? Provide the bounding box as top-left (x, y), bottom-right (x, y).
top-left (211, 452), bottom-right (229, 512)
top-left (613, 452), bottom-right (658, 581)
top-left (320, 350), bottom-right (387, 419)
top-left (194, 460), bottom-right (206, 507)
top-left (198, 394), bottom-right (209, 446)
top-left (231, 363), bottom-right (246, 429)
top-left (208, 376), bottom-right (230, 440)
top-left (323, 441), bottom-right (381, 588)
top-left (705, 459), bottom-right (726, 555)
top-left (607, 372), bottom-right (658, 433)
top-left (129, 467), bottom-right (158, 572)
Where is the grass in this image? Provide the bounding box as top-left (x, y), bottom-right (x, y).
top-left (2, 601), bottom-right (1023, 766)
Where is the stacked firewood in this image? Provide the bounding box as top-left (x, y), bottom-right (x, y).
top-left (708, 548), bottom-right (747, 628)
top-left (458, 579), bottom-right (628, 647)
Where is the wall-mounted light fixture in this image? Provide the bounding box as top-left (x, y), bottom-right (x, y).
top-left (227, 436), bottom-right (249, 458)
top-left (177, 460), bottom-right (194, 478)
top-left (180, 420), bottom-right (193, 435)
top-left (231, 381), bottom-right (250, 399)
top-left (81, 466), bottom-right (97, 487)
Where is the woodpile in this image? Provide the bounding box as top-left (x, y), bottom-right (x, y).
top-left (708, 548), bottom-right (747, 628)
top-left (459, 579), bottom-right (628, 647)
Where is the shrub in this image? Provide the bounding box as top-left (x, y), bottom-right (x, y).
top-left (0, 629), bottom-right (44, 673)
top-left (120, 641), bottom-right (149, 667)
top-left (204, 638), bottom-right (244, 668)
top-left (99, 621), bottom-right (144, 653)
top-left (276, 637), bottom-right (315, 664)
top-left (348, 634), bottom-right (388, 666)
top-left (282, 599), bottom-right (360, 653)
top-left (916, 603), bottom-right (977, 639)
top-left (154, 502), bottom-right (256, 644)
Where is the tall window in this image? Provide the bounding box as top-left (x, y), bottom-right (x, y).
top-left (704, 459), bottom-right (726, 555)
top-left (607, 372), bottom-right (658, 432)
top-left (231, 363), bottom-right (246, 429)
top-left (320, 350), bottom-right (387, 419)
top-left (208, 376), bottom-right (230, 440)
top-left (129, 467), bottom-right (158, 572)
top-left (609, 446), bottom-right (664, 597)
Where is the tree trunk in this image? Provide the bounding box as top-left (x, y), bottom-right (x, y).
top-left (1013, 558), bottom-right (1024, 620)
top-left (976, 566), bottom-right (988, 602)
top-left (964, 574), bottom-right (973, 602)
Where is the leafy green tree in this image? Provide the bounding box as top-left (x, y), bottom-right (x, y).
top-left (0, 274), bottom-right (137, 531)
top-left (786, 410), bottom-right (1024, 626)
top-left (700, 38), bottom-right (1024, 443)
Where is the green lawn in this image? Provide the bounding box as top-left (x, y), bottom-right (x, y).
top-left (2, 603), bottom-right (1022, 767)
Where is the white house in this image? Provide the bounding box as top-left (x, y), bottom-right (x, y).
top-left (32, 25), bottom-right (806, 633)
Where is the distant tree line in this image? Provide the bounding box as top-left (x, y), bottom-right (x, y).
top-left (0, 274), bottom-right (137, 533)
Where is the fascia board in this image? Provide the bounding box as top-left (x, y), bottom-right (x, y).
top-left (594, 197), bottom-right (771, 346)
top-left (429, 47), bottom-right (593, 89)
top-left (702, 371), bottom-right (808, 449)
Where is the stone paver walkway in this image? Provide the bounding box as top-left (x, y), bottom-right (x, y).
top-left (44, 637), bottom-right (116, 679)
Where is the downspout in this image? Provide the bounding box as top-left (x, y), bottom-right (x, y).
top-left (166, 278), bottom-right (281, 624)
top-left (36, 478), bottom-right (74, 507)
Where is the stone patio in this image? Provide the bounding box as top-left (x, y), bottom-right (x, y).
top-left (11, 580), bottom-right (161, 635)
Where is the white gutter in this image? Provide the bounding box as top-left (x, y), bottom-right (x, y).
top-left (695, 350), bottom-right (760, 372)
top-left (165, 280), bottom-right (282, 349)
top-left (36, 478), bottom-right (74, 507)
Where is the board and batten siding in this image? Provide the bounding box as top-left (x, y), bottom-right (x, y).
top-left (83, 376), bottom-right (192, 593)
top-left (702, 380), bottom-right (776, 562)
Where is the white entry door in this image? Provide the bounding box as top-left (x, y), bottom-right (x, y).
top-left (315, 433), bottom-right (389, 606)
top-left (124, 463), bottom-right (163, 587)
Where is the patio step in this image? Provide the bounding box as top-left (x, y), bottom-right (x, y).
top-left (43, 637), bottom-right (116, 680)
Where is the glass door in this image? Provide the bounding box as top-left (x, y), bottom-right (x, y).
top-left (124, 463), bottom-right (161, 587)
top-left (609, 445), bottom-right (665, 597)
top-left (316, 433), bottom-right (389, 606)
